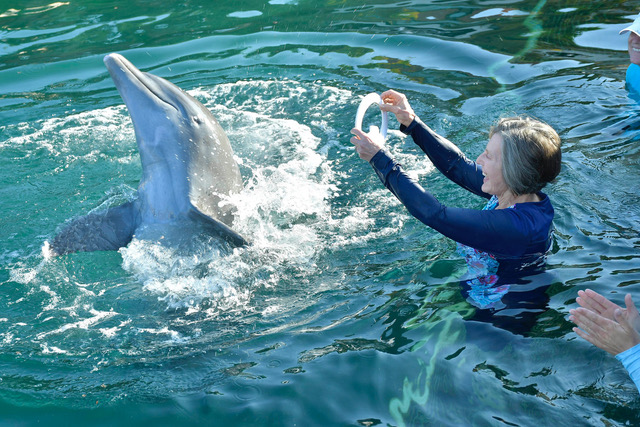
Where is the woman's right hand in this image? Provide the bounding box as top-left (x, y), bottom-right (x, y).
top-left (380, 90), bottom-right (415, 127)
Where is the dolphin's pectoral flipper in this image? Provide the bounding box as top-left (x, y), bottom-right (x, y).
top-left (189, 208), bottom-right (249, 248)
top-left (50, 202), bottom-right (139, 255)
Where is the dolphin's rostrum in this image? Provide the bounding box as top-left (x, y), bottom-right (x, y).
top-left (49, 53), bottom-right (248, 255)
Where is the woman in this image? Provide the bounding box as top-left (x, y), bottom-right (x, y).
top-left (350, 90), bottom-right (562, 267)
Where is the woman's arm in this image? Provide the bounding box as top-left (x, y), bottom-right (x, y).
top-left (379, 90), bottom-right (488, 198)
top-left (401, 117), bottom-right (489, 198)
top-left (370, 149), bottom-right (533, 257)
top-left (617, 344), bottom-right (640, 392)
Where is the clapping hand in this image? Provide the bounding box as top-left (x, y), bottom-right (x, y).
top-left (569, 289), bottom-right (640, 355)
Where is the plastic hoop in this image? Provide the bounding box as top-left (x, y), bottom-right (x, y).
top-left (354, 93), bottom-right (388, 139)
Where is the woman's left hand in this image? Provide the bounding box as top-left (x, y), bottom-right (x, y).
top-left (350, 127), bottom-right (385, 162)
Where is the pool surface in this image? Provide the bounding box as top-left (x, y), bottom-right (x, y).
top-left (1, 1), bottom-right (640, 425)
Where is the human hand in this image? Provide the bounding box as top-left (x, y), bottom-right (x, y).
top-left (379, 90), bottom-right (415, 127)
top-left (350, 126), bottom-right (385, 162)
top-left (570, 291), bottom-right (640, 355)
top-left (575, 289), bottom-right (622, 320)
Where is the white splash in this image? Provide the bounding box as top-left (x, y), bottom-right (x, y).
top-left (36, 308), bottom-right (117, 339)
top-left (15, 79), bottom-right (387, 326)
top-left (120, 82), bottom-right (341, 314)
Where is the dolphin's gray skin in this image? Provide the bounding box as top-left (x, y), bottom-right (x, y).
top-left (49, 53), bottom-right (248, 254)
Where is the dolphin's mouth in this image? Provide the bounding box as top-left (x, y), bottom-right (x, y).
top-left (104, 53), bottom-right (179, 112)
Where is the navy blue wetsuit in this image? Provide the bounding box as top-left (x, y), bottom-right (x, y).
top-left (369, 117), bottom-right (554, 264)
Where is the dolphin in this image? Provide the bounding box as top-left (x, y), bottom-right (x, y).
top-left (48, 53), bottom-right (248, 255)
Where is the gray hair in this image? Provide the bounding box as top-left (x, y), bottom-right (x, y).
top-left (490, 116), bottom-right (562, 196)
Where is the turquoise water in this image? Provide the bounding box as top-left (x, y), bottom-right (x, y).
top-left (2, 0), bottom-right (640, 425)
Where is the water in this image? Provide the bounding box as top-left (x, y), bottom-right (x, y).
top-left (1, 1), bottom-right (640, 425)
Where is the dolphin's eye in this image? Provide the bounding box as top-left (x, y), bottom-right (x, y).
top-left (192, 116), bottom-right (203, 125)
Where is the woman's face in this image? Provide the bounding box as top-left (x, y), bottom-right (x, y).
top-left (476, 133), bottom-right (509, 197)
top-left (629, 32), bottom-right (640, 65)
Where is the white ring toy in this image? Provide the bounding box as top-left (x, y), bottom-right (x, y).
top-left (354, 92), bottom-right (388, 139)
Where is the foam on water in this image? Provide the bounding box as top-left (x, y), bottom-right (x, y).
top-left (1, 77), bottom-right (446, 398)
top-left (112, 81), bottom-right (353, 318)
top-left (0, 79), bottom-right (451, 375)
top-left (1, 106), bottom-right (132, 156)
top-left (0, 80), bottom-right (351, 368)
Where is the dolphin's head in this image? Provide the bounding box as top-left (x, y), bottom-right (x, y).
top-left (103, 53), bottom-right (243, 226)
top-left (104, 53), bottom-right (212, 154)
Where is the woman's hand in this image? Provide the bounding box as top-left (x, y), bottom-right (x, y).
top-left (575, 289), bottom-right (624, 320)
top-left (569, 290), bottom-right (640, 355)
top-left (350, 126), bottom-right (385, 162)
top-left (380, 90), bottom-right (415, 127)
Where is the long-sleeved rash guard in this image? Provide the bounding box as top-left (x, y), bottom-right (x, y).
top-left (617, 343), bottom-right (640, 392)
top-left (626, 63), bottom-right (640, 95)
top-left (369, 117), bottom-right (554, 262)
